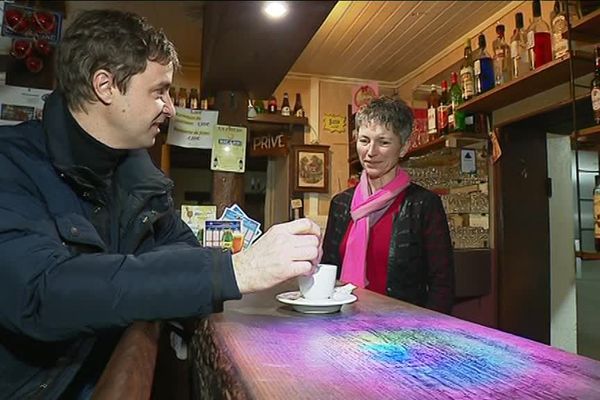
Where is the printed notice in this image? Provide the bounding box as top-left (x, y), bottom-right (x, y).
top-left (210, 124), bottom-right (247, 173)
top-left (166, 107), bottom-right (218, 149)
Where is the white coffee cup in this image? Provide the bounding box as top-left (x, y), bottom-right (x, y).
top-left (298, 264), bottom-right (337, 300)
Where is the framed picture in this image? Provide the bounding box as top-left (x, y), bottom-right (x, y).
top-left (292, 144), bottom-right (330, 193)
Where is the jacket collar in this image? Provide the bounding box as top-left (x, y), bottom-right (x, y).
top-left (42, 90), bottom-right (172, 196)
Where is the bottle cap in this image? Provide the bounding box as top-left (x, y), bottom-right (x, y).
top-left (478, 33), bottom-right (486, 48)
top-left (451, 72), bottom-right (458, 84)
top-left (441, 80), bottom-right (448, 90)
top-left (515, 12), bottom-right (524, 29)
top-left (496, 24), bottom-right (505, 36)
top-left (532, 0), bottom-right (542, 17)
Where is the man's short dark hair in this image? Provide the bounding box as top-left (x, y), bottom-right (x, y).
top-left (56, 9), bottom-right (180, 111)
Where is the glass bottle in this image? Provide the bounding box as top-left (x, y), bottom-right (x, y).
top-left (551, 0), bottom-right (569, 60)
top-left (280, 92), bottom-right (291, 116)
top-left (254, 99), bottom-right (266, 114)
top-left (427, 84), bottom-right (440, 140)
top-left (473, 33), bottom-right (495, 95)
top-left (247, 99), bottom-right (257, 118)
top-left (188, 88), bottom-right (199, 110)
top-left (460, 39), bottom-right (475, 100)
top-left (594, 175), bottom-right (600, 251)
top-left (527, 0), bottom-right (553, 70)
top-left (448, 72), bottom-right (465, 132)
top-left (177, 88), bottom-right (188, 108)
top-left (437, 80), bottom-right (449, 136)
top-left (592, 46), bottom-right (600, 125)
top-left (493, 24), bottom-right (512, 86)
top-left (293, 93), bottom-right (305, 117)
top-left (510, 12), bottom-right (530, 79)
top-left (267, 95), bottom-right (278, 113)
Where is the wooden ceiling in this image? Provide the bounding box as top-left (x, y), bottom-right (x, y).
top-left (65, 1), bottom-right (517, 89)
top-left (291, 1), bottom-right (515, 84)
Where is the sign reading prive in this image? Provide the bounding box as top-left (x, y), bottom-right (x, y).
top-left (250, 133), bottom-right (288, 157)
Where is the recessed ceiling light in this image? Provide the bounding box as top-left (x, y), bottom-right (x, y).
top-left (264, 2), bottom-right (288, 19)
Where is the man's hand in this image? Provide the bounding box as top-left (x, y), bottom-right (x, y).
top-left (231, 218), bottom-right (322, 294)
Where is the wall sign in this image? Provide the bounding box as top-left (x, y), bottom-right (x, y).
top-left (249, 132), bottom-right (288, 157)
top-left (323, 113), bottom-right (346, 134)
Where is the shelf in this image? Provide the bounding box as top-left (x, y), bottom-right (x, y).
top-left (576, 251), bottom-right (600, 260)
top-left (566, 8), bottom-right (600, 42)
top-left (248, 113), bottom-right (308, 126)
top-left (400, 132), bottom-right (487, 161)
top-left (572, 124), bottom-right (600, 149)
top-left (456, 51), bottom-right (594, 114)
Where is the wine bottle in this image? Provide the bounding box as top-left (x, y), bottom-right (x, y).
top-left (592, 46), bottom-right (600, 125)
top-left (527, 0), bottom-right (553, 70)
top-left (281, 92), bottom-right (291, 116)
top-left (293, 93), bottom-right (305, 117)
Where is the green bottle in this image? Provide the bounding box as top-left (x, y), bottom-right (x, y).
top-left (221, 229), bottom-right (234, 250)
top-left (449, 72), bottom-right (465, 132)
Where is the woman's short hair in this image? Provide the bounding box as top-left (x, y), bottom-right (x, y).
top-left (355, 96), bottom-right (413, 143)
top-left (56, 9), bottom-right (180, 111)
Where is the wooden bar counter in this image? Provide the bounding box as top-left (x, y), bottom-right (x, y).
top-left (190, 282), bottom-right (600, 399)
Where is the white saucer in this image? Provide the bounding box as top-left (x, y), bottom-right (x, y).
top-left (275, 290), bottom-right (357, 314)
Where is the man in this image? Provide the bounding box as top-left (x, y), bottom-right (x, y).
top-left (0, 9), bottom-right (321, 399)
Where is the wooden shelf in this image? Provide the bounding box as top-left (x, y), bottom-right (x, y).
top-left (456, 52), bottom-right (594, 114)
top-left (566, 8), bottom-right (600, 42)
top-left (400, 132), bottom-right (487, 161)
top-left (572, 124), bottom-right (600, 150)
top-left (248, 113), bottom-right (308, 126)
top-left (576, 251), bottom-right (600, 260)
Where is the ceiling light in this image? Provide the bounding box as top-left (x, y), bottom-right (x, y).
top-left (263, 2), bottom-right (288, 19)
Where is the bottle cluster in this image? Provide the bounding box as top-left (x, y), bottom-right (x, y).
top-left (248, 92), bottom-right (305, 118)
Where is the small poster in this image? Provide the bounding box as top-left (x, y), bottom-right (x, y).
top-left (352, 82), bottom-right (379, 114)
top-left (210, 124), bottom-right (247, 173)
top-left (181, 204), bottom-right (217, 243)
top-left (204, 220), bottom-right (243, 254)
top-left (0, 85), bottom-right (51, 125)
top-left (166, 107), bottom-right (218, 149)
top-left (461, 149), bottom-right (476, 174)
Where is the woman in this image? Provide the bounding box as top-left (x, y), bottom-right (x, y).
top-left (321, 96), bottom-right (454, 314)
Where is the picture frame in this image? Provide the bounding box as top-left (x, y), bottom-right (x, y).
top-left (291, 144), bottom-right (330, 193)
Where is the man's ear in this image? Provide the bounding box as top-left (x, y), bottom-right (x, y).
top-left (92, 69), bottom-right (116, 105)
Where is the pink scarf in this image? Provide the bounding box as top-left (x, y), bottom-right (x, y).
top-left (340, 167), bottom-right (411, 287)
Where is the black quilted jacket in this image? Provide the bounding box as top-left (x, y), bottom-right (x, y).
top-left (322, 183), bottom-right (454, 314)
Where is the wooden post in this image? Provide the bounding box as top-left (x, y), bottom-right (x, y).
top-left (211, 90), bottom-right (247, 215)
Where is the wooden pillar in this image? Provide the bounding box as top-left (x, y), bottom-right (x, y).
top-left (211, 90), bottom-right (248, 215)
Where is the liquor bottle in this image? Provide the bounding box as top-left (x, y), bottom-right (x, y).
top-left (281, 92), bottom-right (291, 116)
top-left (267, 95), bottom-right (278, 113)
top-left (473, 33), bottom-right (495, 95)
top-left (460, 39), bottom-right (475, 100)
top-left (592, 46), bottom-right (600, 125)
top-left (437, 80), bottom-right (449, 136)
top-left (594, 175), bottom-right (600, 251)
top-left (493, 24), bottom-right (512, 86)
top-left (448, 72), bottom-right (465, 132)
top-left (169, 87), bottom-right (176, 104)
top-left (247, 99), bottom-right (257, 118)
top-left (200, 99), bottom-right (209, 110)
top-left (254, 99), bottom-right (266, 114)
top-left (293, 93), bottom-right (305, 117)
top-left (177, 88), bottom-right (188, 108)
top-left (551, 0), bottom-right (569, 60)
top-left (510, 12), bottom-right (530, 79)
top-left (188, 88), bottom-right (199, 110)
top-left (527, 0), bottom-right (553, 70)
top-left (427, 84), bottom-right (440, 139)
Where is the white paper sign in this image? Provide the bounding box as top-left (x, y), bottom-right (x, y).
top-left (0, 85), bottom-right (51, 125)
top-left (461, 149), bottom-right (476, 174)
top-left (166, 107), bottom-right (218, 149)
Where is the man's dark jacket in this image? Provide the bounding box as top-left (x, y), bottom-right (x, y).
top-left (0, 91), bottom-right (241, 399)
top-left (322, 184), bottom-right (454, 314)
